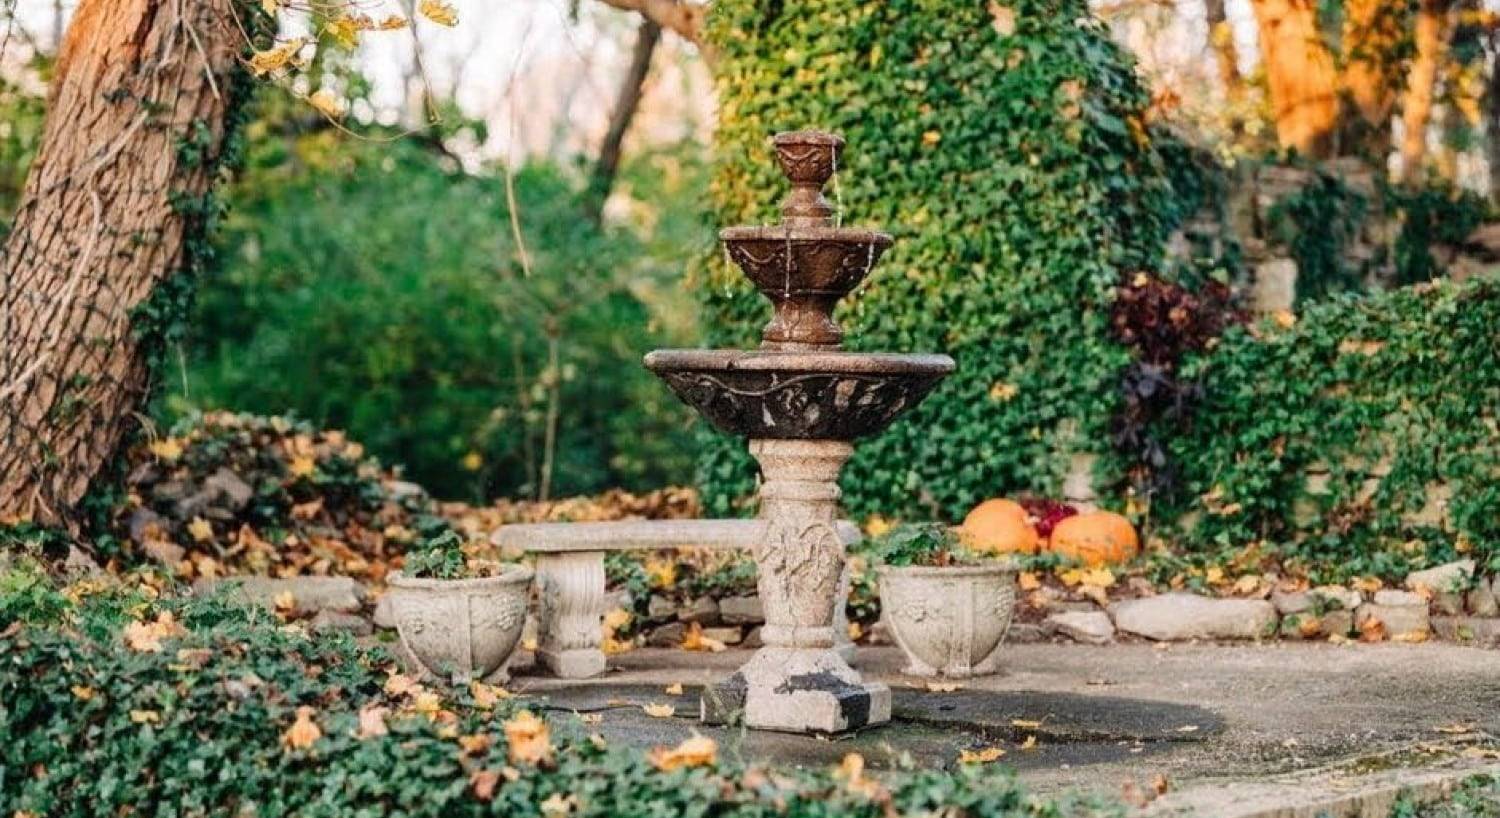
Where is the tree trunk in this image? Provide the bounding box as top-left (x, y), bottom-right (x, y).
top-left (1202, 0), bottom-right (1242, 102)
top-left (1398, 0), bottom-right (1454, 183)
top-left (1341, 0), bottom-right (1402, 127)
top-left (585, 18), bottom-right (661, 222)
top-left (1249, 0), bottom-right (1340, 157)
top-left (0, 0), bottom-right (256, 527)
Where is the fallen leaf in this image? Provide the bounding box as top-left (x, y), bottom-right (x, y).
top-left (123, 611), bottom-right (185, 653)
top-left (130, 709), bottom-right (159, 724)
top-left (1359, 617), bottom-right (1387, 643)
top-left (540, 793), bottom-right (571, 818)
top-left (959, 746), bottom-right (1006, 764)
top-left (503, 711), bottom-right (552, 765)
top-left (681, 622), bottom-right (726, 653)
top-left (273, 590), bottom-right (297, 613)
top-left (835, 752), bottom-right (885, 798)
top-left (458, 734), bottom-right (493, 755)
top-left (1434, 723), bottom-right (1475, 734)
top-left (1010, 719), bottom-right (1042, 729)
top-left (925, 681), bottom-right (963, 692)
top-left (664, 683), bottom-right (684, 696)
top-left (1080, 567), bottom-right (1115, 588)
top-left (356, 705), bottom-right (389, 739)
top-left (1152, 773), bottom-right (1170, 795)
top-left (847, 621), bottom-right (864, 641)
top-left (1176, 724), bottom-right (1199, 733)
top-left (283, 706), bottom-right (322, 750)
top-left (149, 437), bottom-right (184, 461)
top-left (988, 2), bottom-right (1016, 37)
top-left (470, 768), bottom-right (501, 801)
top-left (470, 681), bottom-right (512, 709)
top-left (649, 733), bottom-right (718, 771)
top-left (71, 685), bottom-right (95, 701)
top-left (288, 455), bottom-right (316, 478)
top-left (187, 516), bottom-right (214, 543)
top-left (1020, 735), bottom-right (1038, 750)
top-left (642, 703), bottom-right (676, 718)
top-left (1018, 571), bottom-right (1041, 591)
top-left (603, 607), bottom-right (632, 631)
top-left (291, 498), bottom-right (324, 520)
top-left (384, 672), bottom-right (420, 697)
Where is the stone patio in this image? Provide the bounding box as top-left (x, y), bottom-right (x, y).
top-left (505, 641), bottom-right (1500, 810)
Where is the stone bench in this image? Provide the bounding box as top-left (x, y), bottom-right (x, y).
top-left (491, 518), bottom-right (861, 679)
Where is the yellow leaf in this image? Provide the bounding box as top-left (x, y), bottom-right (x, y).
top-left (664, 683), bottom-right (684, 696)
top-left (1232, 574), bottom-right (1262, 595)
top-left (356, 705), bottom-right (389, 739)
top-left (503, 711), bottom-right (552, 765)
top-left (186, 516), bottom-right (214, 543)
top-left (1058, 568), bottom-right (1083, 587)
top-left (1273, 309), bottom-right (1297, 329)
top-left (1020, 735), bottom-right (1038, 750)
top-left (273, 590), bottom-right (297, 612)
top-left (376, 15), bottom-right (410, 30)
top-left (643, 557), bottom-right (677, 590)
top-left (1080, 567), bottom-right (1115, 588)
top-left (642, 703), bottom-right (675, 718)
top-left (418, 0), bottom-right (459, 26)
top-left (835, 752), bottom-right (886, 798)
top-left (461, 451), bottom-right (484, 471)
top-left (847, 621), bottom-right (863, 641)
top-left (1205, 566), bottom-right (1225, 585)
top-left (71, 685), bottom-right (95, 701)
top-left (384, 672), bottom-right (420, 697)
top-left (988, 382), bottom-right (1019, 401)
top-left (925, 681), bottom-right (963, 692)
top-left (987, 1), bottom-right (1016, 36)
top-left (1434, 723), bottom-right (1474, 734)
top-left (603, 607), bottom-right (632, 631)
top-left (1010, 719), bottom-right (1042, 729)
top-left (470, 768), bottom-right (501, 801)
top-left (282, 706), bottom-right (322, 750)
top-left (458, 733), bottom-right (493, 755)
top-left (649, 733), bottom-right (718, 771)
top-left (307, 90), bottom-right (346, 120)
top-left (261, 0), bottom-right (278, 15)
top-left (123, 611), bottom-right (185, 653)
top-left (1018, 571), bottom-right (1041, 591)
top-left (149, 437), bottom-right (184, 462)
top-left (130, 709), bottom-right (159, 724)
top-left (288, 455), bottom-right (317, 477)
top-left (959, 746), bottom-right (1006, 764)
top-left (922, 130), bottom-right (942, 146)
top-left (323, 15), bottom-right (360, 49)
top-left (412, 691), bottom-right (442, 716)
top-left (540, 793), bottom-right (571, 818)
top-left (469, 681), bottom-right (511, 709)
top-left (248, 38), bottom-right (307, 77)
top-left (681, 622), bottom-right (726, 653)
top-left (864, 516), bottom-right (893, 537)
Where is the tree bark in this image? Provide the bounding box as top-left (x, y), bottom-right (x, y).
top-left (1398, 0), bottom-right (1454, 183)
top-left (586, 18), bottom-right (661, 222)
top-left (1249, 0), bottom-right (1340, 157)
top-left (1202, 0), bottom-right (1242, 102)
top-left (0, 0), bottom-right (254, 527)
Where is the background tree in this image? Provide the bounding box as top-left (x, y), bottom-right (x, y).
top-left (0, 0), bottom-right (264, 528)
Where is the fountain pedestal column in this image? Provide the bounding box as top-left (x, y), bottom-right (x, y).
top-left (701, 439), bottom-right (891, 733)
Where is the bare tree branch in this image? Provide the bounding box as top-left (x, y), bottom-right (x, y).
top-left (591, 0), bottom-right (712, 66)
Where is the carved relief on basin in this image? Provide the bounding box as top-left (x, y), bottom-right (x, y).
top-left (644, 349), bottom-right (954, 441)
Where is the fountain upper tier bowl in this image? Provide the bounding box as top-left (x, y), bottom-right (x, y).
top-left (644, 349), bottom-right (953, 441)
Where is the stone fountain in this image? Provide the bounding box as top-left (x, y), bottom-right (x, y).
top-left (645, 131), bottom-right (954, 734)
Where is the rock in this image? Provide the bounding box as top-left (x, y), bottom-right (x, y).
top-left (1044, 611), bottom-right (1114, 645)
top-left (310, 610), bottom-right (373, 637)
top-left (1467, 579), bottom-right (1499, 617)
top-left (1312, 586), bottom-right (1363, 611)
top-left (646, 622), bottom-right (686, 647)
top-left (1405, 560), bottom-right (1474, 595)
top-left (151, 480), bottom-right (192, 503)
top-left (1432, 592), bottom-right (1465, 617)
top-left (1005, 623), bottom-right (1047, 644)
top-left (720, 595), bottom-right (765, 625)
top-left (1280, 610), bottom-right (1353, 640)
top-left (1373, 589), bottom-right (1424, 607)
top-left (1432, 616), bottom-right (1500, 648)
top-left (63, 547), bottom-right (102, 576)
top-left (372, 593), bottom-right (395, 629)
top-left (741, 626), bottom-right (764, 648)
top-left (1356, 602), bottom-right (1430, 641)
top-left (702, 626), bottom-right (743, 645)
top-left (1050, 601), bottom-right (1101, 614)
top-left (1109, 593), bottom-right (1279, 641)
top-left (197, 576), bottom-right (363, 615)
top-left (204, 467), bottom-right (255, 511)
top-left (1270, 590), bottom-right (1313, 615)
top-left (677, 595), bottom-right (719, 624)
top-left (141, 539), bottom-right (186, 567)
top-left (385, 480), bottom-right (428, 502)
top-left (172, 491), bottom-right (214, 521)
top-left (647, 594), bottom-right (676, 620)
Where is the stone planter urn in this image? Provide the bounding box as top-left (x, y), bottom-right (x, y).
top-left (387, 566), bottom-right (532, 684)
top-left (877, 563), bottom-right (1017, 678)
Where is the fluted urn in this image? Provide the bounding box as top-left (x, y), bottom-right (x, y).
top-left (646, 130), bottom-right (953, 734)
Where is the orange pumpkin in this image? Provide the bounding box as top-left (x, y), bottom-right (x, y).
top-left (960, 498), bottom-right (1039, 555)
top-left (1047, 511), bottom-right (1139, 566)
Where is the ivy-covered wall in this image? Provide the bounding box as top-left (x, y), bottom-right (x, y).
top-left (698, 0), bottom-right (1174, 519)
top-left (1164, 277), bottom-right (1500, 581)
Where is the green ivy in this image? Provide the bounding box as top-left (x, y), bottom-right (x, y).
top-left (697, 0), bottom-right (1176, 521)
top-left (1162, 276), bottom-right (1500, 582)
top-left (1266, 170), bottom-right (1368, 305)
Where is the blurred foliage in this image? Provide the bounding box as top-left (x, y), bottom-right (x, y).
top-left (699, 0), bottom-right (1178, 520)
top-left (1267, 171), bottom-right (1370, 305)
top-left (1163, 276), bottom-right (1500, 583)
top-left (165, 91), bottom-right (706, 502)
top-left (0, 53), bottom-right (46, 234)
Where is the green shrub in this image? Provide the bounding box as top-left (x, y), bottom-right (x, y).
top-left (172, 124), bottom-right (700, 502)
top-left (0, 569), bottom-right (1118, 817)
top-left (698, 0), bottom-right (1174, 520)
top-left (1163, 276), bottom-right (1500, 582)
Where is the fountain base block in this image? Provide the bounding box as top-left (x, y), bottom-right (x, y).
top-left (699, 646), bottom-right (891, 733)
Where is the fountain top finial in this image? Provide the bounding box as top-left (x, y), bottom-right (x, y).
top-left (772, 130), bottom-right (844, 228)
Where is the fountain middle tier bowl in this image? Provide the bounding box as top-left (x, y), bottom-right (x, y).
top-left (645, 349), bottom-right (954, 441)
top-left (720, 226), bottom-right (893, 298)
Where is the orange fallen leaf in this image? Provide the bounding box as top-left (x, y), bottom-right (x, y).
top-left (469, 681), bottom-right (511, 709)
top-left (1018, 571), bottom-right (1041, 591)
top-left (959, 746), bottom-right (1006, 764)
top-left (356, 705), bottom-right (389, 739)
top-left (458, 734), bottom-right (493, 755)
top-left (642, 703), bottom-right (676, 718)
top-left (130, 709), bottom-right (159, 724)
top-left (470, 768), bottom-right (501, 801)
top-left (1359, 617), bottom-right (1387, 643)
top-left (503, 711), bottom-right (552, 765)
top-left (649, 733), bottom-right (718, 771)
top-left (681, 622), bottom-right (727, 653)
top-left (664, 683), bottom-right (684, 696)
top-left (283, 706), bottom-right (322, 750)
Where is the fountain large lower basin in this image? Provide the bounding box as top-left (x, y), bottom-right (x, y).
top-left (644, 349), bottom-right (953, 440)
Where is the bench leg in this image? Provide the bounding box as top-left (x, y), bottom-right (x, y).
top-left (536, 552), bottom-right (608, 679)
top-left (834, 563), bottom-right (856, 663)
